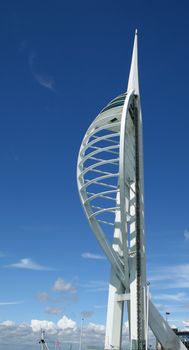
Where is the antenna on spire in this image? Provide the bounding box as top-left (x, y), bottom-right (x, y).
top-left (127, 29), bottom-right (140, 96)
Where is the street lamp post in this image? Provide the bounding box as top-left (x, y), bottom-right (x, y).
top-left (166, 312), bottom-right (170, 323)
top-left (79, 318), bottom-right (84, 350)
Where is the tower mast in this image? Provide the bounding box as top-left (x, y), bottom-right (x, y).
top-left (127, 30), bottom-right (147, 350)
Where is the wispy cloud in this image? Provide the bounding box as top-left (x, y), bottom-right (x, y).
top-left (149, 263), bottom-right (189, 289)
top-left (79, 280), bottom-right (108, 292)
top-left (5, 258), bottom-right (53, 271)
top-left (36, 292), bottom-right (50, 302)
top-left (153, 292), bottom-right (187, 302)
top-left (46, 307), bottom-right (63, 315)
top-left (94, 304), bottom-right (106, 309)
top-left (0, 251), bottom-right (8, 258)
top-left (29, 52), bottom-right (55, 91)
top-left (32, 72), bottom-right (55, 90)
top-left (184, 229), bottom-right (189, 240)
top-left (0, 320), bottom-right (16, 327)
top-left (81, 310), bottom-right (94, 318)
top-left (81, 252), bottom-right (106, 260)
top-left (0, 301), bottom-right (23, 306)
top-left (52, 278), bottom-right (76, 293)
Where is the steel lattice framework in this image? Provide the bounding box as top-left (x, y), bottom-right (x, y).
top-left (77, 31), bottom-right (186, 350)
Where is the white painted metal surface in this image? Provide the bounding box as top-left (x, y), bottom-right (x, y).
top-left (77, 31), bottom-right (187, 350)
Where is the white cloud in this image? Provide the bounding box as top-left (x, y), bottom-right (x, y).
top-left (31, 319), bottom-right (56, 333)
top-left (57, 316), bottom-right (76, 330)
top-left (86, 322), bottom-right (105, 334)
top-left (0, 318), bottom-right (104, 349)
top-left (31, 316), bottom-right (76, 333)
top-left (81, 252), bottom-right (106, 260)
top-left (0, 320), bottom-right (16, 327)
top-left (0, 317), bottom-right (156, 349)
top-left (5, 258), bottom-right (53, 271)
top-left (52, 278), bottom-right (76, 292)
top-left (183, 320), bottom-right (189, 327)
top-left (123, 321), bottom-right (129, 334)
top-left (184, 230), bottom-right (189, 240)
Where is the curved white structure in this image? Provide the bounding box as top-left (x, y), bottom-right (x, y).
top-left (77, 31), bottom-right (186, 350)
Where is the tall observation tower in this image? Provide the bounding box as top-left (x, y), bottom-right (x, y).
top-left (77, 31), bottom-right (187, 350)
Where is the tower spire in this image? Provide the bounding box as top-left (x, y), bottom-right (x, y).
top-left (127, 29), bottom-right (140, 96)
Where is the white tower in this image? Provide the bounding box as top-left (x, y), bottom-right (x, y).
top-left (103, 30), bottom-right (147, 350)
top-left (77, 31), bottom-right (187, 350)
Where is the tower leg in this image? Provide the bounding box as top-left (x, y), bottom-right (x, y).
top-left (129, 182), bottom-right (146, 350)
top-left (105, 267), bottom-right (125, 350)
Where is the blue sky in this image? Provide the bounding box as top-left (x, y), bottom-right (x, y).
top-left (0, 0), bottom-right (189, 348)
